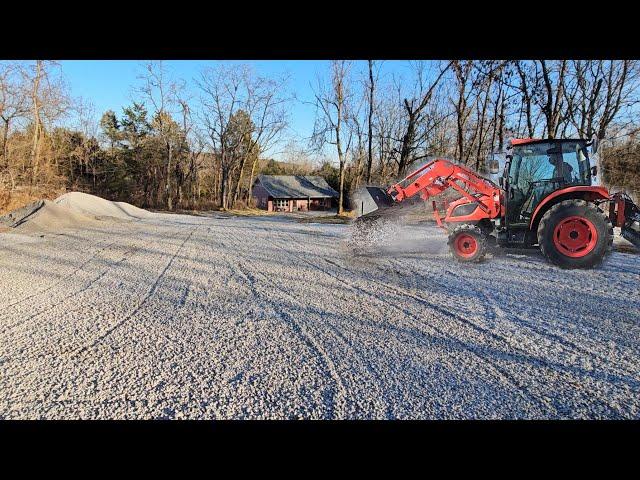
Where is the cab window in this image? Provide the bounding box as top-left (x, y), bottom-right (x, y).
top-left (510, 141), bottom-right (590, 189)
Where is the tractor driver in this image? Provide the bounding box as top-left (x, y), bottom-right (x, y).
top-left (550, 154), bottom-right (574, 183)
top-left (522, 151), bottom-right (574, 219)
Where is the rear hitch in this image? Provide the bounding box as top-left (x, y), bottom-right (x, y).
top-left (621, 226), bottom-right (640, 249)
top-left (612, 192), bottom-right (640, 249)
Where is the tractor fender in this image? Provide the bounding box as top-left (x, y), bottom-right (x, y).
top-left (529, 186), bottom-right (610, 230)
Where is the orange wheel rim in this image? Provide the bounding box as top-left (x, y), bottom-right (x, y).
top-left (552, 216), bottom-right (598, 258)
top-left (454, 233), bottom-right (478, 258)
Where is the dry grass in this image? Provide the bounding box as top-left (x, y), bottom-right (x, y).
top-left (148, 206), bottom-right (274, 218)
top-left (297, 214), bottom-right (353, 224)
top-left (223, 208), bottom-right (273, 217)
top-left (0, 186), bottom-right (66, 216)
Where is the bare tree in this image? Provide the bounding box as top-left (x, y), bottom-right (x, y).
top-left (397, 61), bottom-right (452, 174)
top-left (238, 73), bottom-right (289, 204)
top-left (564, 60), bottom-right (639, 141)
top-left (366, 60), bottom-right (375, 184)
top-left (175, 93), bottom-right (207, 207)
top-left (0, 63), bottom-right (29, 174)
top-left (23, 60), bottom-right (70, 185)
top-left (197, 64), bottom-right (288, 209)
top-left (346, 91), bottom-right (366, 190)
top-left (197, 65), bottom-right (244, 209)
top-left (514, 60), bottom-right (536, 138)
top-left (536, 60), bottom-right (568, 139)
top-left (136, 61), bottom-right (183, 210)
top-left (372, 77), bottom-right (405, 181)
top-left (311, 60), bottom-right (353, 214)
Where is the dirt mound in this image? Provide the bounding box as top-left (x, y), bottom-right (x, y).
top-left (54, 192), bottom-right (154, 220)
top-left (15, 200), bottom-right (100, 233)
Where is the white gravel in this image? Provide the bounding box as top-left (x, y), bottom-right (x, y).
top-left (0, 212), bottom-right (639, 419)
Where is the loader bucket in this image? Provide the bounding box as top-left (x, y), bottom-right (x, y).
top-left (351, 186), bottom-right (395, 219)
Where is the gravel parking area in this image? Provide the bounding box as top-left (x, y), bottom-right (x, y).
top-left (1, 212), bottom-right (639, 419)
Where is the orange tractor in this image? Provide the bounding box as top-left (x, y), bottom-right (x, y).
top-left (353, 138), bottom-right (640, 268)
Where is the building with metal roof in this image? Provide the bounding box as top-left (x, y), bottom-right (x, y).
top-left (252, 175), bottom-right (338, 212)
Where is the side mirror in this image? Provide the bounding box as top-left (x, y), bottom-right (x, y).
top-left (591, 165), bottom-right (598, 177)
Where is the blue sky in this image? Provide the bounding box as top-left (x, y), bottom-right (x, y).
top-left (59, 60), bottom-right (417, 159)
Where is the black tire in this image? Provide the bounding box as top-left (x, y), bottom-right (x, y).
top-left (447, 224), bottom-right (487, 263)
top-left (537, 199), bottom-right (613, 269)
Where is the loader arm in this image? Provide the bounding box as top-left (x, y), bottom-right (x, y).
top-left (387, 159), bottom-right (502, 223)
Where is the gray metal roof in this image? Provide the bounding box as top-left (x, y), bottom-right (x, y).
top-left (256, 175), bottom-right (338, 199)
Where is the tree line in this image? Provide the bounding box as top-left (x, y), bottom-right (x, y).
top-left (312, 60), bottom-right (640, 212)
top-left (1, 60), bottom-right (639, 215)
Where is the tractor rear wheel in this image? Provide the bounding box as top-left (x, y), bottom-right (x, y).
top-left (537, 199), bottom-right (613, 269)
top-left (448, 224), bottom-right (487, 263)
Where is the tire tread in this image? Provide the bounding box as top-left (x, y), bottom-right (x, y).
top-left (537, 199), bottom-right (613, 268)
top-left (448, 224), bottom-right (487, 263)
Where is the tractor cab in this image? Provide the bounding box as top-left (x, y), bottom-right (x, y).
top-left (501, 138), bottom-right (594, 227)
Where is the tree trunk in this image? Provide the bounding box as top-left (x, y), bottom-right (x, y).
top-left (498, 93), bottom-right (506, 150)
top-left (166, 143), bottom-right (173, 210)
top-left (0, 118), bottom-right (9, 168)
top-left (30, 61), bottom-right (43, 184)
top-left (366, 60), bottom-right (374, 184)
top-left (248, 155), bottom-right (259, 199)
top-left (516, 62), bottom-right (534, 138)
top-left (220, 164), bottom-right (229, 210)
top-left (398, 108), bottom-right (416, 175)
top-left (233, 154), bottom-right (249, 207)
top-left (474, 82), bottom-right (492, 170)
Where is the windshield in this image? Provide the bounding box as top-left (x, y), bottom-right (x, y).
top-left (509, 140), bottom-right (591, 190)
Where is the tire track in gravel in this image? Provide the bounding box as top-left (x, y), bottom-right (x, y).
top-left (280, 225), bottom-right (555, 415)
top-left (476, 254), bottom-right (640, 315)
top-left (444, 265), bottom-right (638, 370)
top-left (216, 231), bottom-right (349, 419)
top-left (87, 223), bottom-right (220, 416)
top-left (437, 263), bottom-right (639, 413)
top-left (71, 224), bottom-right (200, 357)
top-left (0, 244), bottom-right (140, 335)
top-left (0, 240), bottom-right (155, 367)
top-left (355, 247), bottom-right (637, 416)
top-left (394, 255), bottom-right (639, 381)
top-left (253, 222), bottom-right (397, 418)
top-left (324, 257), bottom-right (553, 415)
top-left (343, 223), bottom-right (639, 415)
top-left (352, 249), bottom-right (639, 415)
top-left (1, 237), bottom-right (117, 312)
top-left (276, 225), bottom-right (552, 416)
top-left (378, 258), bottom-right (631, 416)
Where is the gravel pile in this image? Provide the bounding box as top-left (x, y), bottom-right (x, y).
top-left (0, 192), bottom-right (155, 234)
top-left (14, 200), bottom-right (101, 233)
top-left (54, 192), bottom-right (154, 221)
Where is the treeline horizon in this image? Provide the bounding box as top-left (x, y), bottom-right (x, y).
top-left (1, 60), bottom-right (639, 215)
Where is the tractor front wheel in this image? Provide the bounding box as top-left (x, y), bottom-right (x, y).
top-left (537, 199), bottom-right (613, 269)
top-left (448, 224), bottom-right (487, 263)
